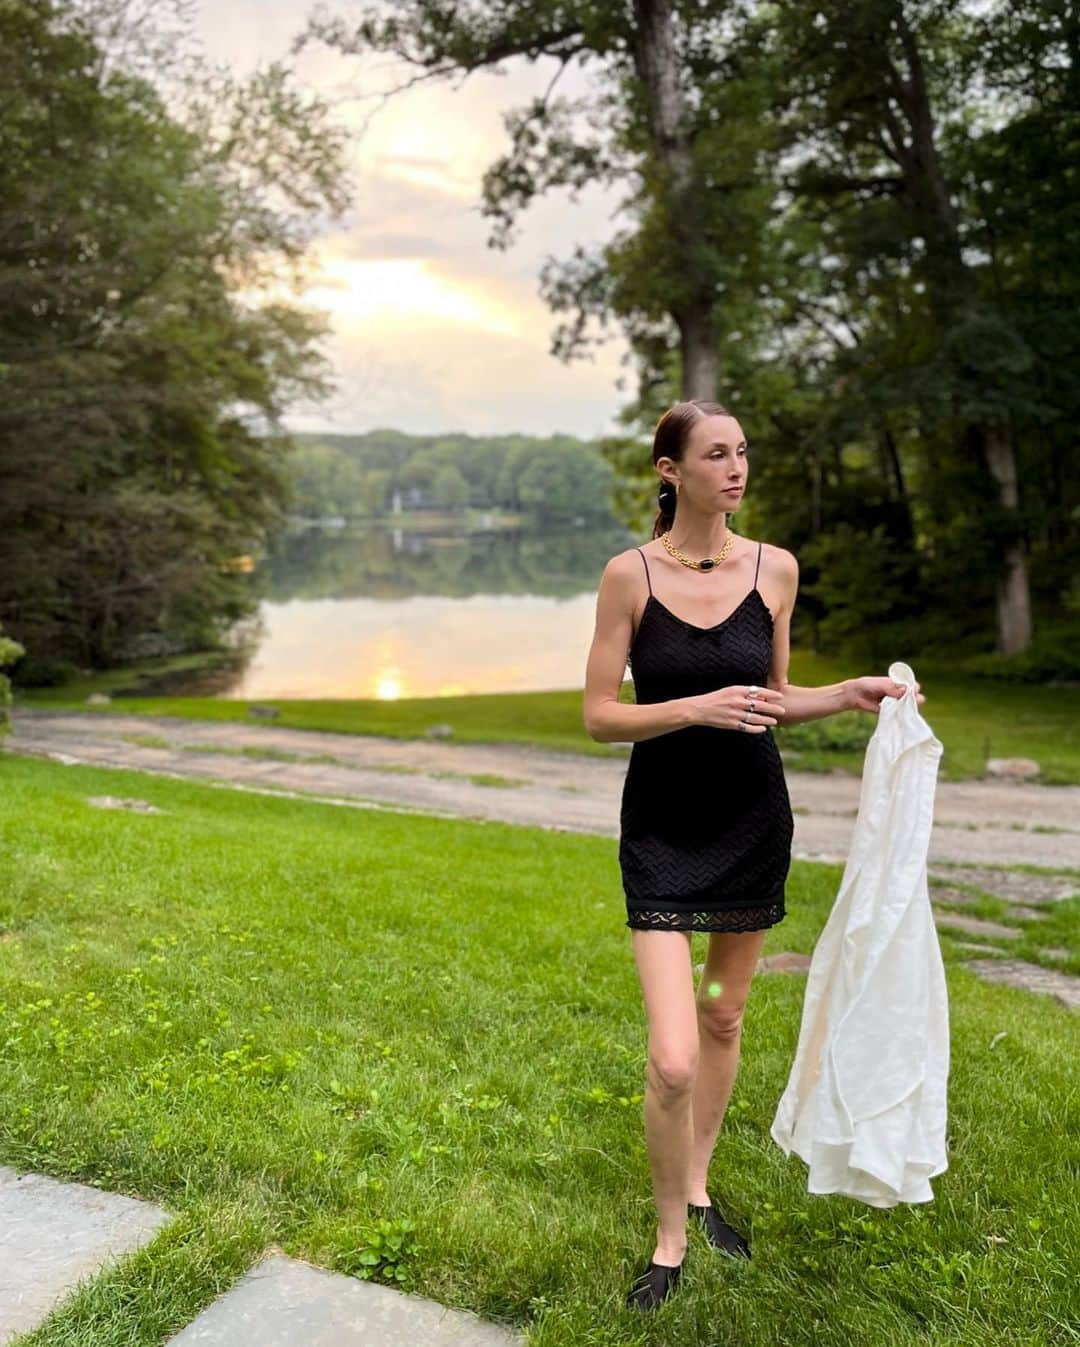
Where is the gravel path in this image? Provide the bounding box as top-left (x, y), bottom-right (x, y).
top-left (9, 708), bottom-right (1080, 870)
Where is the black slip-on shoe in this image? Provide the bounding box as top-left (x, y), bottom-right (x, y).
top-left (625, 1256), bottom-right (684, 1310)
top-left (688, 1200), bottom-right (751, 1258)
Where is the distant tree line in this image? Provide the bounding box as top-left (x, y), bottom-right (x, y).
top-left (284, 431), bottom-right (617, 522)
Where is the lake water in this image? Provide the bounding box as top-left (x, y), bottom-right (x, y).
top-left (164, 520), bottom-right (637, 700)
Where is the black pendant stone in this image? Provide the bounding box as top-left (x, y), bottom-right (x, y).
top-left (699, 558), bottom-right (715, 570)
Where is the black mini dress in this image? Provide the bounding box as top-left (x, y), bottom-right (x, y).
top-left (619, 541), bottom-right (794, 932)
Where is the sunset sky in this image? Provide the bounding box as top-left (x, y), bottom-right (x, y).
top-left (194, 2), bottom-right (630, 439)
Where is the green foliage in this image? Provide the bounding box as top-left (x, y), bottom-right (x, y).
top-left (345, 1217), bottom-right (420, 1284)
top-left (0, 624), bottom-right (26, 739)
top-left (775, 712), bottom-right (873, 755)
top-left (283, 431), bottom-right (616, 522)
top-left (5, 654), bottom-right (81, 689)
top-left (0, 0), bottom-right (349, 671)
top-left (431, 463), bottom-right (470, 510)
top-left (799, 524), bottom-right (924, 662)
top-left (958, 633), bottom-right (1080, 684)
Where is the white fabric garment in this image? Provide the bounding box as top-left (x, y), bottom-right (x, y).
top-left (769, 659), bottom-right (949, 1207)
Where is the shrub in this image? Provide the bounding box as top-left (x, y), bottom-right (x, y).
top-left (775, 711), bottom-right (874, 753)
top-left (958, 634), bottom-right (1080, 684)
top-left (0, 625), bottom-right (27, 739)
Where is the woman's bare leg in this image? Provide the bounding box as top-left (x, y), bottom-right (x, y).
top-left (630, 928), bottom-right (698, 1265)
top-left (686, 927), bottom-right (769, 1205)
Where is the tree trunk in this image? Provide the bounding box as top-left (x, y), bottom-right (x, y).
top-left (886, 7), bottom-right (1032, 651)
top-left (879, 422), bottom-right (914, 543)
top-left (680, 305), bottom-right (719, 400)
top-left (632, 0), bottom-right (719, 400)
top-left (983, 420), bottom-right (1033, 654)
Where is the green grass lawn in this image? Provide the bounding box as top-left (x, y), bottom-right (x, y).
top-left (16, 646), bottom-right (1080, 783)
top-left (0, 753), bottom-right (1076, 1346)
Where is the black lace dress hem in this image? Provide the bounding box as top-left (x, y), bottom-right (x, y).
top-left (625, 896), bottom-right (787, 933)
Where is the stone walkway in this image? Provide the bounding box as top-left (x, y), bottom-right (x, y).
top-left (0, 1167), bottom-right (523, 1345)
top-left (8, 709), bottom-right (1078, 1011)
top-left (10, 709), bottom-right (1080, 869)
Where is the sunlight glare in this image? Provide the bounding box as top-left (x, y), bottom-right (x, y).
top-left (375, 672), bottom-right (404, 700)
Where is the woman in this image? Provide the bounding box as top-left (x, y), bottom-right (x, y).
top-left (582, 400), bottom-right (924, 1311)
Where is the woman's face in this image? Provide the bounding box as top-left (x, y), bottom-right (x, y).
top-left (664, 414), bottom-right (748, 512)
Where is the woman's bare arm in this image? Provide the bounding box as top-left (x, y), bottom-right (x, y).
top-left (582, 553), bottom-right (701, 743)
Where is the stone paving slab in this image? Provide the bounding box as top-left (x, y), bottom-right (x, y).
top-left (963, 958), bottom-right (1080, 1011)
top-left (1036, 945), bottom-right (1073, 961)
top-left (927, 865), bottom-right (1079, 906)
top-left (927, 885), bottom-right (982, 907)
top-left (931, 910), bottom-right (1022, 941)
top-left (0, 1166), bottom-right (171, 1344)
top-left (166, 1253), bottom-right (524, 1346)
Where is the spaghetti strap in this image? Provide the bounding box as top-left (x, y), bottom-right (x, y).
top-left (637, 547), bottom-right (653, 596)
top-left (753, 540), bottom-right (762, 589)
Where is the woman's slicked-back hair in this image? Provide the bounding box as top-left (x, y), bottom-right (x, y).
top-left (650, 399), bottom-right (732, 540)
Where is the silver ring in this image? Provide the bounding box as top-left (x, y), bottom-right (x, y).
top-left (748, 697), bottom-right (757, 712)
top-left (742, 709), bottom-right (752, 722)
top-left (748, 684), bottom-right (760, 695)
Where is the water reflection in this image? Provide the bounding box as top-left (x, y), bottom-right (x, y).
top-left (157, 521), bottom-right (636, 699)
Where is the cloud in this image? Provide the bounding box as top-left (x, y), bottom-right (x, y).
top-left (195, 0), bottom-right (628, 437)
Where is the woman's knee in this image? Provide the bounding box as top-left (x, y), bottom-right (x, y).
top-left (697, 997), bottom-right (747, 1042)
top-left (646, 1042), bottom-right (700, 1098)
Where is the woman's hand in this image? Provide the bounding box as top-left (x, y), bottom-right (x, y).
top-left (848, 675), bottom-right (925, 713)
top-left (691, 684), bottom-right (786, 733)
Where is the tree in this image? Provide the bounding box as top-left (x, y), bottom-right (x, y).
top-left (432, 463), bottom-right (471, 510)
top-left (0, 0), bottom-right (351, 669)
top-left (294, 0), bottom-right (781, 405)
top-left (770, 0), bottom-right (1070, 654)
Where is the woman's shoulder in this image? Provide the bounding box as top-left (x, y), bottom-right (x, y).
top-left (597, 546), bottom-right (652, 601)
top-left (604, 543), bottom-right (649, 572)
top-left (757, 539), bottom-right (798, 574)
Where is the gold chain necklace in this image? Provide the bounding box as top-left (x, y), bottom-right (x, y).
top-left (660, 528), bottom-right (735, 572)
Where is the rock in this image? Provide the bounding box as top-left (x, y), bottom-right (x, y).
top-left (1036, 947), bottom-right (1073, 961)
top-left (951, 941), bottom-right (1011, 956)
top-left (757, 951), bottom-right (812, 974)
top-left (425, 723), bottom-right (454, 739)
top-left (248, 704), bottom-right (280, 720)
top-left (87, 796), bottom-right (164, 814)
top-left (928, 885), bottom-right (982, 908)
top-left (1005, 904), bottom-right (1051, 922)
top-left (928, 867), bottom-right (1077, 906)
top-left (932, 910), bottom-right (1020, 941)
top-left (164, 1252), bottom-right (523, 1346)
top-left (985, 757), bottom-right (1041, 780)
top-left (963, 957), bottom-right (1080, 1011)
top-left (85, 692), bottom-right (111, 706)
